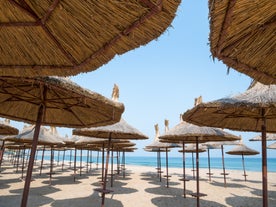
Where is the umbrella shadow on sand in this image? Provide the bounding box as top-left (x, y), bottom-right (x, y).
top-left (10, 185), bottom-right (61, 196)
top-left (250, 188), bottom-right (276, 202)
top-left (0, 177), bottom-right (23, 189)
top-left (209, 180), bottom-right (248, 189)
top-left (140, 171), bottom-right (165, 184)
top-left (145, 185), bottom-right (192, 197)
top-left (41, 175), bottom-right (82, 185)
top-left (151, 196), bottom-right (227, 207)
top-left (140, 171), bottom-right (180, 186)
top-left (0, 194), bottom-right (54, 207)
top-left (51, 191), bottom-right (124, 207)
top-left (226, 193), bottom-right (276, 207)
top-left (230, 177), bottom-right (262, 184)
top-left (90, 179), bottom-right (138, 195)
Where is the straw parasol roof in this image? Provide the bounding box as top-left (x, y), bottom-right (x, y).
top-left (0, 119), bottom-right (19, 135)
top-left (179, 144), bottom-right (206, 153)
top-left (182, 82), bottom-right (276, 132)
top-left (159, 121), bottom-right (240, 143)
top-left (226, 141), bottom-right (259, 181)
top-left (73, 118), bottom-right (148, 207)
top-left (159, 119), bottom-right (239, 207)
top-left (72, 84), bottom-right (147, 207)
top-left (249, 133), bottom-right (276, 142)
top-left (182, 82), bottom-right (276, 207)
top-left (73, 118), bottom-right (148, 140)
top-left (0, 0), bottom-right (181, 77)
top-left (0, 76), bottom-right (124, 127)
top-left (3, 125), bottom-right (64, 146)
top-left (267, 142), bottom-right (276, 149)
top-left (226, 142), bottom-right (259, 156)
top-left (204, 140), bottom-right (246, 186)
top-left (146, 122), bottom-right (179, 149)
top-left (208, 0), bottom-right (276, 84)
top-left (0, 77), bottom-right (124, 207)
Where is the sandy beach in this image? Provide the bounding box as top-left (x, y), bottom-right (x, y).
top-left (1, 157), bottom-right (276, 207)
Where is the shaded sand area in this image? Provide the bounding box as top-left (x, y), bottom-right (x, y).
top-left (1, 158), bottom-right (276, 207)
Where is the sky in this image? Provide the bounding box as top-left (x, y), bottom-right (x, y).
top-left (7, 1), bottom-right (276, 158)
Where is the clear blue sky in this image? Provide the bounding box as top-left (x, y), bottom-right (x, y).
top-left (8, 1), bottom-right (276, 158)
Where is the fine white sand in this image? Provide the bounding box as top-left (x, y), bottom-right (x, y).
top-left (1, 157), bottom-right (276, 207)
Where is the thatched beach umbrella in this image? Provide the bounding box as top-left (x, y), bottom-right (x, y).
top-left (179, 144), bottom-right (206, 180)
top-left (182, 82), bottom-right (276, 207)
top-left (0, 0), bottom-right (181, 77)
top-left (3, 125), bottom-right (65, 181)
top-left (73, 85), bottom-right (146, 207)
top-left (249, 133), bottom-right (276, 142)
top-left (202, 143), bottom-right (220, 182)
top-left (203, 140), bottom-right (239, 187)
top-left (208, 0), bottom-right (276, 84)
top-left (75, 135), bottom-right (128, 184)
top-left (0, 76), bottom-right (124, 207)
top-left (144, 146), bottom-right (168, 182)
top-left (3, 125), bottom-right (64, 146)
top-left (268, 142), bottom-right (276, 149)
top-left (226, 140), bottom-right (259, 181)
top-left (73, 117), bottom-right (148, 207)
top-left (146, 121), bottom-right (179, 187)
top-left (159, 119), bottom-right (240, 207)
top-left (0, 119), bottom-right (19, 171)
top-left (0, 119), bottom-right (19, 135)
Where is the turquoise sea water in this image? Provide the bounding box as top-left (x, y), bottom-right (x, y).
top-left (38, 151), bottom-right (276, 172)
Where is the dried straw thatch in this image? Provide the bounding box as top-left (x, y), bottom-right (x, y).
top-left (182, 81), bottom-right (276, 132)
top-left (0, 0), bottom-right (181, 77)
top-left (159, 121), bottom-right (240, 143)
top-left (73, 118), bottom-right (148, 140)
top-left (0, 76), bottom-right (124, 128)
top-left (0, 119), bottom-right (19, 135)
top-left (249, 133), bottom-right (276, 142)
top-left (208, 0), bottom-right (276, 84)
top-left (4, 125), bottom-right (64, 146)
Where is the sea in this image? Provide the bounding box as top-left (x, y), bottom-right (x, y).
top-left (36, 151), bottom-right (276, 172)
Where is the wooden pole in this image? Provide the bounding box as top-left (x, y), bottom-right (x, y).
top-left (21, 86), bottom-right (46, 207)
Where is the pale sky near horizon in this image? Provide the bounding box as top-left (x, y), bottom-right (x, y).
top-left (7, 1), bottom-right (276, 158)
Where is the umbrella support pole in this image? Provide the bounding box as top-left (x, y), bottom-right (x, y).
top-left (0, 140), bottom-right (5, 172)
top-left (48, 148), bottom-right (54, 185)
top-left (74, 148), bottom-right (77, 182)
top-left (221, 145), bottom-right (227, 187)
top-left (21, 101), bottom-right (45, 207)
top-left (262, 111), bottom-right (268, 207)
top-left (101, 144), bottom-right (105, 182)
top-left (192, 152), bottom-right (195, 179)
top-left (89, 150), bottom-right (93, 172)
top-left (207, 148), bottom-right (212, 182)
top-left (196, 139), bottom-right (200, 207)
top-left (117, 151), bottom-right (120, 175)
top-left (100, 134), bottom-right (112, 207)
top-left (111, 146), bottom-right (114, 187)
top-left (181, 142), bottom-right (187, 198)
top-left (86, 150), bottom-right (89, 173)
top-left (241, 154), bottom-right (247, 181)
top-left (21, 146), bottom-right (26, 180)
top-left (80, 148), bottom-right (82, 176)
top-left (165, 148), bottom-right (169, 188)
top-left (122, 151), bottom-right (126, 178)
top-left (96, 150), bottom-right (99, 170)
top-left (62, 150), bottom-right (66, 171)
top-left (69, 149), bottom-right (72, 169)
top-left (39, 146), bottom-right (45, 175)
top-left (16, 149), bottom-right (21, 172)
